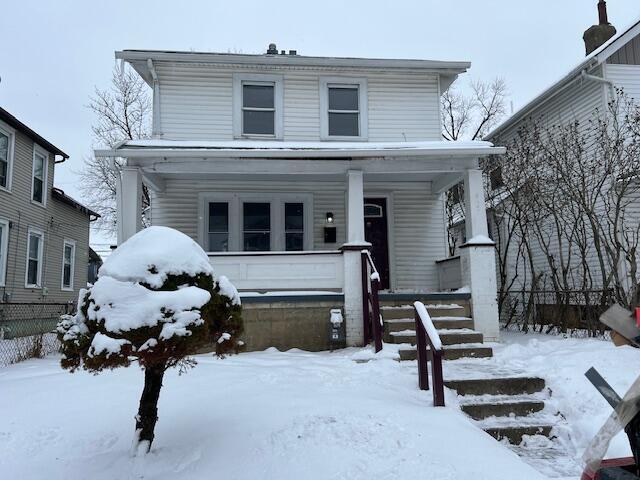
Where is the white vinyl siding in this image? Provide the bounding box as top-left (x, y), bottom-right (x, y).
top-left (488, 66), bottom-right (609, 291)
top-left (155, 63), bottom-right (441, 141)
top-left (606, 64), bottom-right (640, 102)
top-left (0, 218), bottom-right (8, 286)
top-left (61, 239), bottom-right (76, 290)
top-left (25, 228), bottom-right (44, 288)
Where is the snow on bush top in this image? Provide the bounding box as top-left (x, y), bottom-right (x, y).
top-left (87, 276), bottom-right (211, 335)
top-left (100, 226), bottom-right (214, 287)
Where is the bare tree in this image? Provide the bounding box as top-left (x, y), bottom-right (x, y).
top-left (441, 78), bottom-right (508, 141)
top-left (491, 89), bottom-right (640, 334)
top-left (442, 78), bottom-right (509, 256)
top-left (79, 63), bottom-right (151, 234)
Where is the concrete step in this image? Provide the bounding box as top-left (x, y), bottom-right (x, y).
top-left (389, 329), bottom-right (483, 346)
top-left (398, 344), bottom-right (493, 361)
top-left (381, 305), bottom-right (468, 320)
top-left (384, 317), bottom-right (474, 333)
top-left (461, 400), bottom-right (546, 420)
top-left (444, 377), bottom-right (546, 396)
top-left (483, 425), bottom-right (553, 444)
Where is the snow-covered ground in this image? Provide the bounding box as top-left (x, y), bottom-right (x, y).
top-left (491, 331), bottom-right (640, 477)
top-left (0, 347), bottom-right (544, 480)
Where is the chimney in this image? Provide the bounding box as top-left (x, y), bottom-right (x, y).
top-left (266, 43), bottom-right (278, 55)
top-left (583, 1), bottom-right (616, 55)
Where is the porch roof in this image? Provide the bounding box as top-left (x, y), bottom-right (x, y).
top-left (95, 139), bottom-right (506, 159)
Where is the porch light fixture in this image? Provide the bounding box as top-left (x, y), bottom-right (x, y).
top-left (324, 212), bottom-right (336, 244)
top-left (325, 212), bottom-right (334, 225)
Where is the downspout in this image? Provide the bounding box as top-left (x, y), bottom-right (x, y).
top-left (147, 59), bottom-right (162, 138)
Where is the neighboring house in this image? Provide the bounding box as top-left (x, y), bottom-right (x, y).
top-left (0, 107), bottom-right (99, 304)
top-left (452, 3), bottom-right (640, 310)
top-left (87, 247), bottom-right (102, 285)
top-left (96, 45), bottom-right (505, 348)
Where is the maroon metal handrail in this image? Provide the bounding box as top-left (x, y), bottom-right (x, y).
top-left (361, 250), bottom-right (383, 353)
top-left (414, 301), bottom-right (445, 407)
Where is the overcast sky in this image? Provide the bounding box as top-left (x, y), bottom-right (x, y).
top-left (1, 0), bottom-right (639, 251)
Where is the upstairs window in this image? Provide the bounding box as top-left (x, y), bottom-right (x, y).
top-left (320, 77), bottom-right (368, 140)
top-left (32, 148), bottom-right (47, 205)
top-left (233, 74), bottom-right (283, 139)
top-left (328, 86), bottom-right (360, 136)
top-left (61, 239), bottom-right (76, 290)
top-left (242, 83), bottom-right (275, 135)
top-left (0, 124), bottom-right (14, 191)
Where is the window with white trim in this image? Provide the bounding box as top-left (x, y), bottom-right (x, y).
top-left (0, 124), bottom-right (14, 191)
top-left (233, 74), bottom-right (283, 138)
top-left (202, 193), bottom-right (312, 252)
top-left (61, 239), bottom-right (76, 290)
top-left (320, 77), bottom-right (368, 140)
top-left (0, 218), bottom-right (8, 287)
top-left (26, 229), bottom-right (44, 288)
top-left (32, 148), bottom-right (47, 205)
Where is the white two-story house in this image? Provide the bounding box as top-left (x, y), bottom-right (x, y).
top-left (96, 45), bottom-right (504, 350)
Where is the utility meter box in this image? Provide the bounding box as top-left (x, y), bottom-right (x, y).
top-left (329, 308), bottom-right (345, 349)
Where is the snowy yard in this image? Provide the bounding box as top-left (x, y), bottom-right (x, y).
top-left (2, 332), bottom-right (639, 479)
top-left (0, 346), bottom-right (544, 480)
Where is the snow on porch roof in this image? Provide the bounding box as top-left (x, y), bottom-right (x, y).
top-left (95, 139), bottom-right (506, 159)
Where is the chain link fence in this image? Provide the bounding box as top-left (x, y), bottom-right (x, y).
top-left (0, 303), bottom-right (75, 367)
top-left (500, 289), bottom-right (615, 338)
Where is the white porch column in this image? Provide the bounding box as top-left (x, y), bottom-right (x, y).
top-left (117, 166), bottom-right (143, 244)
top-left (347, 170), bottom-right (365, 243)
top-left (460, 168), bottom-right (500, 342)
top-left (343, 170), bottom-right (368, 346)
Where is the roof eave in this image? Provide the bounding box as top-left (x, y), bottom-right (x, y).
top-left (95, 145), bottom-right (505, 159)
top-left (115, 50), bottom-right (471, 75)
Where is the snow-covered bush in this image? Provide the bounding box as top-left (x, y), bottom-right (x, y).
top-left (57, 226), bottom-right (243, 454)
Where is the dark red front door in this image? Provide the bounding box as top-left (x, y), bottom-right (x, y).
top-left (364, 198), bottom-right (390, 289)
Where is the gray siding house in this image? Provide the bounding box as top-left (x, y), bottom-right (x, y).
top-left (450, 5), bottom-right (640, 315)
top-left (0, 107), bottom-right (98, 304)
top-left (97, 46), bottom-right (505, 349)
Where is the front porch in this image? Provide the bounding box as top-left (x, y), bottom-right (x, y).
top-left (98, 139), bottom-right (504, 346)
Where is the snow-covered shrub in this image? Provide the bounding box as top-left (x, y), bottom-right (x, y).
top-left (57, 226), bottom-right (243, 454)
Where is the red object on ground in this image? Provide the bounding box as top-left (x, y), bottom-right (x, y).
top-left (636, 307), bottom-right (640, 328)
top-left (581, 457), bottom-right (636, 480)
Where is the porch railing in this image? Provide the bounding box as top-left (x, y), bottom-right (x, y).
top-left (361, 250), bottom-right (383, 352)
top-left (414, 301), bottom-right (445, 406)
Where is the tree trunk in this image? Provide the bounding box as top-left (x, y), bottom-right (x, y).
top-left (134, 362), bottom-right (166, 454)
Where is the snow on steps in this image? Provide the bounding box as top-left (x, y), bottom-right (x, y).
top-left (379, 301), bottom-right (571, 476)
